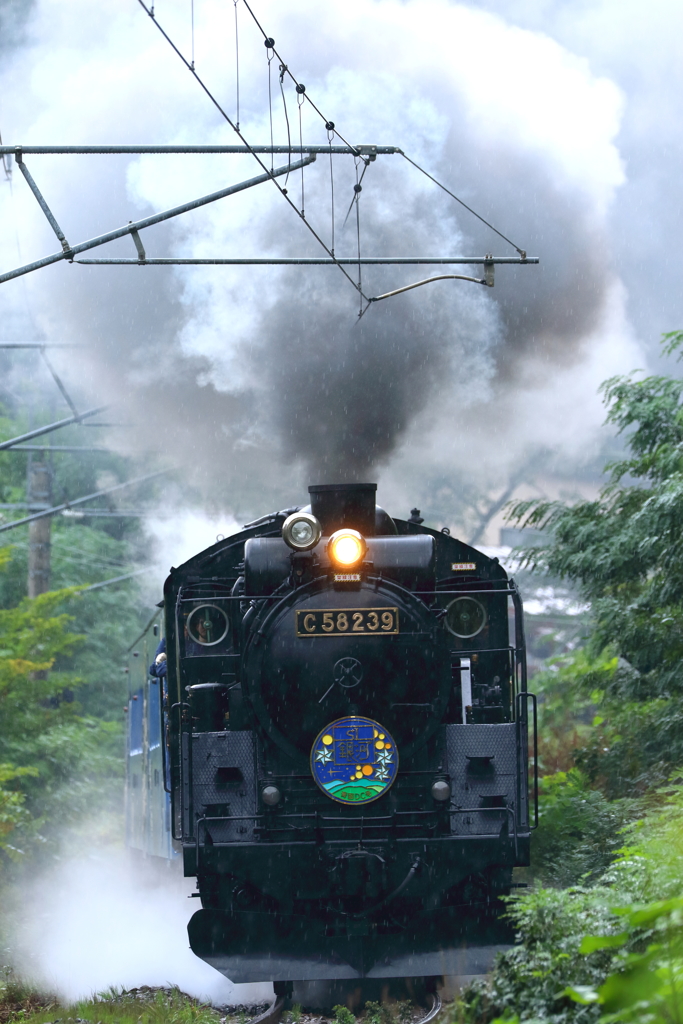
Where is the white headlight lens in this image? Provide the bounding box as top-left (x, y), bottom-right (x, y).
top-left (282, 512), bottom-right (322, 551)
top-left (291, 520), bottom-right (314, 545)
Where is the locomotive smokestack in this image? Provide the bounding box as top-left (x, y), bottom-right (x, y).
top-left (308, 483), bottom-right (377, 536)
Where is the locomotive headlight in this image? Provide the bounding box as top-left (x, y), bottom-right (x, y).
top-left (282, 512), bottom-right (322, 551)
top-left (328, 529), bottom-right (367, 568)
top-left (261, 785), bottom-right (281, 806)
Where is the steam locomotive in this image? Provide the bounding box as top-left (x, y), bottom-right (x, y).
top-left (126, 483), bottom-right (536, 985)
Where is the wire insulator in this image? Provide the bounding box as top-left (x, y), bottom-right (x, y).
top-left (354, 184), bottom-right (362, 193)
top-left (325, 121), bottom-right (335, 131)
top-left (264, 36), bottom-right (274, 47)
top-left (296, 83), bottom-right (306, 94)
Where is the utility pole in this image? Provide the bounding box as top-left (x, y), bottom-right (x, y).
top-left (27, 460), bottom-right (51, 597)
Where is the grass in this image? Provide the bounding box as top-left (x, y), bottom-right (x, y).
top-left (0, 985), bottom-right (224, 1024)
top-left (0, 976), bottom-right (434, 1024)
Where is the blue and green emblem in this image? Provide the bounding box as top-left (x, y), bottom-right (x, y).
top-left (310, 716), bottom-right (398, 804)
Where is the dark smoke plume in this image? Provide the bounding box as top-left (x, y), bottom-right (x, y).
top-left (0, 0), bottom-right (647, 516)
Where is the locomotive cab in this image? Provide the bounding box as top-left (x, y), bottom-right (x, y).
top-left (160, 483), bottom-right (536, 983)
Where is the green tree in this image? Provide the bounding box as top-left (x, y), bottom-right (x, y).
top-left (512, 331), bottom-right (683, 794)
top-left (0, 574), bottom-right (122, 866)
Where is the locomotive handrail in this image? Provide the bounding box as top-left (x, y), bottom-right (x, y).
top-left (194, 807), bottom-right (520, 827)
top-left (176, 584), bottom-right (520, 601)
top-left (193, 805), bottom-right (520, 866)
top-left (419, 589), bottom-right (516, 598)
top-left (515, 691), bottom-right (539, 831)
top-left (451, 645), bottom-right (517, 656)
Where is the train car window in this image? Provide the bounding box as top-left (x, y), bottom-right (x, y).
top-left (445, 596), bottom-right (487, 638)
top-left (148, 682), bottom-right (161, 750)
top-left (186, 604), bottom-right (229, 647)
top-left (129, 688), bottom-right (144, 755)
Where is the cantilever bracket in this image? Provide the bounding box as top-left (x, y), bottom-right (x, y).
top-left (129, 226), bottom-right (147, 263)
top-left (0, 153), bottom-right (316, 286)
top-left (14, 147), bottom-right (73, 256)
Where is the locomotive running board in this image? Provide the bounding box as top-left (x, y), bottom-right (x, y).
top-left (188, 903), bottom-right (514, 983)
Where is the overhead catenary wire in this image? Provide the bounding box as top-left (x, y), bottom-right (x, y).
top-left (328, 124), bottom-right (335, 254)
top-left (239, 0), bottom-right (364, 157)
top-left (297, 84), bottom-right (306, 216)
top-left (135, 0), bottom-right (369, 302)
top-left (233, 0), bottom-right (240, 129)
top-left (0, 468), bottom-right (170, 533)
top-left (39, 347), bottom-right (79, 419)
top-left (370, 273), bottom-right (489, 301)
top-left (358, 272), bottom-right (491, 319)
top-left (75, 567), bottom-right (152, 594)
top-left (400, 153), bottom-right (528, 258)
top-left (342, 158), bottom-right (369, 228)
top-left (1, 15), bottom-right (533, 306)
top-left (279, 62), bottom-right (292, 187)
top-left (0, 129), bottom-right (10, 180)
top-left (266, 41), bottom-right (275, 172)
top-left (354, 158), bottom-right (363, 314)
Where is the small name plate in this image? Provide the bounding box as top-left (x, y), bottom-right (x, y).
top-left (296, 607), bottom-right (399, 637)
top-left (452, 562), bottom-right (476, 571)
top-left (333, 573), bottom-right (361, 582)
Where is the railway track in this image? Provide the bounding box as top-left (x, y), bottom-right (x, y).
top-left (249, 990), bottom-right (443, 1024)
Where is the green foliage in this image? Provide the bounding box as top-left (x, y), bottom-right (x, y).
top-left (0, 400), bottom-right (161, 875)
top-left (2, 985), bottom-right (223, 1024)
top-left (0, 524), bottom-right (149, 721)
top-left (364, 1000), bottom-right (392, 1024)
top-left (457, 779), bottom-right (683, 1023)
top-left (460, 885), bottom-right (622, 1023)
top-left (395, 1000), bottom-right (413, 1024)
top-left (509, 331), bottom-right (683, 792)
top-left (0, 764), bottom-right (37, 857)
top-left (532, 770), bottom-right (635, 888)
top-left (0, 585), bottom-right (123, 866)
top-left (564, 897), bottom-right (683, 1023)
top-left (334, 1005), bottom-right (357, 1024)
top-left (532, 649), bottom-right (616, 776)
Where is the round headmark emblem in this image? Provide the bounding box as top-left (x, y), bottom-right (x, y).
top-left (310, 716), bottom-right (399, 805)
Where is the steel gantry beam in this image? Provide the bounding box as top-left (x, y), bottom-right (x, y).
top-left (0, 152), bottom-right (316, 285)
top-left (0, 145), bottom-right (396, 155)
top-left (0, 406), bottom-right (108, 451)
top-left (73, 256), bottom-right (539, 266)
top-left (0, 145), bottom-right (539, 288)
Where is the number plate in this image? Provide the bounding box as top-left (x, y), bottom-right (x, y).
top-left (296, 607), bottom-right (399, 637)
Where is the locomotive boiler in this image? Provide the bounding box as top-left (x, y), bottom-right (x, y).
top-left (126, 482), bottom-right (537, 985)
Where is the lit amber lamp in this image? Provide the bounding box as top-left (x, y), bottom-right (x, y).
top-left (327, 529), bottom-right (367, 568)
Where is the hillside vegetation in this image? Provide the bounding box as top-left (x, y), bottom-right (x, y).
top-left (457, 331), bottom-right (683, 1023)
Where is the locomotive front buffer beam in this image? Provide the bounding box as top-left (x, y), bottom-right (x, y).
top-left (184, 830), bottom-right (529, 982)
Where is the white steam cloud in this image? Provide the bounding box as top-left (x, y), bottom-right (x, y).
top-left (16, 849), bottom-right (273, 1005)
top-left (0, 0), bottom-right (653, 517)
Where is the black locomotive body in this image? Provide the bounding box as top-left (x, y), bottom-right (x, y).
top-left (161, 483), bottom-right (536, 983)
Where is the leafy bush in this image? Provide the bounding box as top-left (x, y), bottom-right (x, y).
top-left (364, 1000), bottom-right (392, 1024)
top-left (457, 779), bottom-right (683, 1023)
top-left (333, 1005), bottom-right (357, 1024)
top-left (458, 886), bottom-right (621, 1023)
top-left (532, 770), bottom-right (635, 887)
